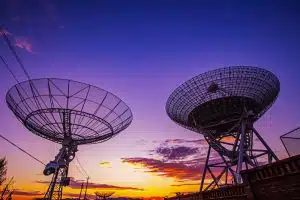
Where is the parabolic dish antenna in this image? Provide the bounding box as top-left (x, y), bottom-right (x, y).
top-left (6, 78), bottom-right (133, 200)
top-left (6, 78), bottom-right (132, 144)
top-left (166, 66), bottom-right (279, 191)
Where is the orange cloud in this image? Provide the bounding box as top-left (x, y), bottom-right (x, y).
top-left (219, 136), bottom-right (235, 143)
top-left (170, 183), bottom-right (200, 187)
top-left (122, 157), bottom-right (203, 181)
top-left (15, 37), bottom-right (34, 53)
top-left (122, 137), bottom-right (224, 183)
top-left (37, 178), bottom-right (144, 191)
top-left (63, 192), bottom-right (94, 199)
top-left (13, 189), bottom-right (43, 197)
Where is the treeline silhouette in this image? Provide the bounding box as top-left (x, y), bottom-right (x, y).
top-left (0, 157), bottom-right (15, 200)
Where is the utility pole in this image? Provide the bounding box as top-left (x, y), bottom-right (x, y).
top-left (78, 183), bottom-right (84, 200)
top-left (83, 177), bottom-right (89, 200)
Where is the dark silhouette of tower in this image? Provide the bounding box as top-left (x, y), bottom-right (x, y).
top-left (166, 66), bottom-right (279, 191)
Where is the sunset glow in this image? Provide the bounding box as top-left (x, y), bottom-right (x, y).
top-left (1, 0), bottom-right (300, 199)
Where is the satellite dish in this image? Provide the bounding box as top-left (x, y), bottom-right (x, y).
top-left (6, 78), bottom-right (133, 199)
top-left (166, 66), bottom-right (279, 191)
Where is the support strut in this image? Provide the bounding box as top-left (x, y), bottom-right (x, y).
top-left (199, 116), bottom-right (278, 191)
top-left (44, 166), bottom-right (69, 200)
top-left (43, 137), bottom-right (77, 200)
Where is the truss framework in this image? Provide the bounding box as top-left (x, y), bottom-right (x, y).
top-left (6, 78), bottom-right (133, 145)
top-left (43, 137), bottom-right (77, 200)
top-left (6, 78), bottom-right (133, 199)
top-left (166, 66), bottom-right (280, 191)
top-left (280, 127), bottom-right (300, 157)
top-left (166, 66), bottom-right (280, 132)
top-left (44, 167), bottom-right (68, 200)
top-left (199, 112), bottom-right (278, 191)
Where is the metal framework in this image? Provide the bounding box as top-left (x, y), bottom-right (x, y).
top-left (280, 127), bottom-right (300, 157)
top-left (166, 66), bottom-right (280, 191)
top-left (6, 78), bottom-right (133, 200)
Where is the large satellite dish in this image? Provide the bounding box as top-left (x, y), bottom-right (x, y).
top-left (6, 78), bottom-right (133, 200)
top-left (166, 66), bottom-right (279, 191)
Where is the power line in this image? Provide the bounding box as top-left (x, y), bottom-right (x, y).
top-left (74, 159), bottom-right (88, 179)
top-left (0, 25), bottom-right (31, 80)
top-left (0, 133), bottom-right (46, 166)
top-left (0, 132), bottom-right (90, 181)
top-left (76, 156), bottom-right (89, 179)
top-left (0, 56), bottom-right (20, 83)
top-left (1, 26), bottom-right (62, 142)
top-left (1, 25), bottom-right (91, 186)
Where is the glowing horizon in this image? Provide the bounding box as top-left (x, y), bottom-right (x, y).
top-left (1, 0), bottom-right (300, 199)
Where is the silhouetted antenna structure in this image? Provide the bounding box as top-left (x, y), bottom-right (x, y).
top-left (175, 192), bottom-right (183, 197)
top-left (166, 66), bottom-right (279, 191)
top-left (73, 159), bottom-right (90, 200)
top-left (78, 182), bottom-right (84, 200)
top-left (95, 191), bottom-right (115, 200)
top-left (6, 78), bottom-right (133, 200)
top-left (280, 126), bottom-right (300, 157)
top-left (1, 25), bottom-right (132, 200)
top-left (83, 176), bottom-right (89, 200)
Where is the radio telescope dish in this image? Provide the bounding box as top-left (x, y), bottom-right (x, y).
top-left (6, 78), bottom-right (132, 145)
top-left (6, 78), bottom-right (133, 200)
top-left (166, 66), bottom-right (279, 191)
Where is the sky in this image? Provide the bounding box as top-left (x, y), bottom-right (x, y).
top-left (0, 0), bottom-right (300, 199)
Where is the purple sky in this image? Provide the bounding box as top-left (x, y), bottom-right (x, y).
top-left (0, 0), bottom-right (300, 198)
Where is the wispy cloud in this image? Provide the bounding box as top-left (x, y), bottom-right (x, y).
top-left (37, 178), bottom-right (144, 191)
top-left (100, 161), bottom-right (112, 168)
top-left (122, 138), bottom-right (223, 182)
top-left (1, 27), bottom-right (35, 53)
top-left (15, 37), bottom-right (34, 53)
top-left (170, 183), bottom-right (200, 187)
top-left (122, 157), bottom-right (203, 181)
top-left (64, 192), bottom-right (94, 199)
top-left (13, 189), bottom-right (43, 196)
top-left (0, 28), bottom-right (12, 36)
top-left (155, 146), bottom-right (199, 160)
top-left (151, 138), bottom-right (210, 161)
top-left (163, 139), bottom-right (207, 145)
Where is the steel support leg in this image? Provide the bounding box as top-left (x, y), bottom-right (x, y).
top-left (200, 145), bottom-right (211, 191)
top-left (44, 166), bottom-right (68, 200)
top-left (253, 128), bottom-right (278, 161)
top-left (236, 119), bottom-right (246, 183)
